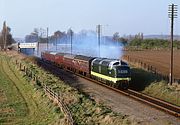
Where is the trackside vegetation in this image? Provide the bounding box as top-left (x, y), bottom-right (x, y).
top-left (2, 51), bottom-right (139, 125)
top-left (131, 68), bottom-right (180, 106)
top-left (143, 81), bottom-right (180, 106)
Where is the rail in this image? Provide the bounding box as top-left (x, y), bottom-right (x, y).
top-left (82, 73), bottom-right (180, 117)
top-left (76, 71), bottom-right (180, 117)
top-left (127, 89), bottom-right (180, 117)
top-left (39, 59), bottom-right (180, 118)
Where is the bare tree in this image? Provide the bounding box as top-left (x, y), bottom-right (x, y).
top-left (0, 21), bottom-right (15, 50)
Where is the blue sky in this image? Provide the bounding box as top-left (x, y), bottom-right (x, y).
top-left (0, 0), bottom-right (179, 38)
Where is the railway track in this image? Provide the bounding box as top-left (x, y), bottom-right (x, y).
top-left (74, 71), bottom-right (180, 118)
top-left (38, 59), bottom-right (180, 118)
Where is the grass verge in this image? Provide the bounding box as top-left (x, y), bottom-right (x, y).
top-left (0, 53), bottom-right (65, 125)
top-left (131, 68), bottom-right (180, 106)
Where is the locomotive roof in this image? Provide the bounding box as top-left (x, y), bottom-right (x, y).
top-left (43, 51), bottom-right (58, 54)
top-left (74, 55), bottom-right (95, 61)
top-left (92, 58), bottom-right (128, 69)
top-left (43, 51), bottom-right (53, 54)
top-left (50, 52), bottom-right (58, 55)
top-left (64, 54), bottom-right (76, 59)
top-left (92, 58), bottom-right (113, 65)
top-left (102, 59), bottom-right (118, 66)
top-left (56, 52), bottom-right (66, 56)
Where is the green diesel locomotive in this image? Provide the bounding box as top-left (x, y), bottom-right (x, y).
top-left (91, 58), bottom-right (131, 89)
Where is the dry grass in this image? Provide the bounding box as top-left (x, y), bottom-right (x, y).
top-left (4, 51), bottom-right (136, 124)
top-left (143, 81), bottom-right (180, 106)
top-left (0, 52), bottom-right (65, 125)
top-left (0, 90), bottom-right (7, 103)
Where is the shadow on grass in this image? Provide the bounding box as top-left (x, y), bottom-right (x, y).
top-left (129, 68), bottom-right (161, 91)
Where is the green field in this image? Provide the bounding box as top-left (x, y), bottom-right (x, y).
top-left (0, 53), bottom-right (63, 125)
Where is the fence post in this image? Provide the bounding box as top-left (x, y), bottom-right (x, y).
top-left (23, 66), bottom-right (25, 72)
top-left (30, 71), bottom-right (32, 78)
top-left (150, 66), bottom-right (152, 71)
top-left (143, 63), bottom-right (146, 69)
top-left (148, 65), bottom-right (150, 71)
top-left (33, 74), bottom-right (36, 81)
top-left (26, 68), bottom-right (28, 75)
top-left (138, 60), bottom-right (140, 67)
top-left (19, 63), bottom-right (21, 70)
top-left (33, 75), bottom-right (36, 81)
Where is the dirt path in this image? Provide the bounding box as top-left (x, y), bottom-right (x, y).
top-left (1, 57), bottom-right (30, 114)
top-left (0, 56), bottom-right (27, 124)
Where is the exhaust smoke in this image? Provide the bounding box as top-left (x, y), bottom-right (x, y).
top-left (35, 29), bottom-right (124, 59)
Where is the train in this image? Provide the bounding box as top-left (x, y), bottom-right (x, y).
top-left (41, 51), bottom-right (131, 89)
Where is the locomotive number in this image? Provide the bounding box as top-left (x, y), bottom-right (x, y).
top-left (118, 70), bottom-right (128, 74)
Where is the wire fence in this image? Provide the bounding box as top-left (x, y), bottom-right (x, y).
top-left (123, 55), bottom-right (180, 84)
top-left (15, 60), bottom-right (75, 125)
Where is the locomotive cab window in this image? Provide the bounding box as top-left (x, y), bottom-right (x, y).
top-left (113, 62), bottom-right (120, 65)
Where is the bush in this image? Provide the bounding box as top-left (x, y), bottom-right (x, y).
top-left (127, 39), bottom-right (180, 50)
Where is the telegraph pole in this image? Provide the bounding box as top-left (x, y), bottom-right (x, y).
top-left (37, 41), bottom-right (39, 56)
top-left (70, 28), bottom-right (73, 55)
top-left (3, 21), bottom-right (7, 50)
top-left (97, 24), bottom-right (101, 57)
top-left (56, 36), bottom-right (57, 51)
top-left (37, 29), bottom-right (43, 56)
top-left (47, 27), bottom-right (49, 50)
top-left (4, 27), bottom-right (7, 50)
top-left (168, 4), bottom-right (178, 85)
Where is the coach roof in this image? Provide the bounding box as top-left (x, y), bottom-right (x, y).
top-left (64, 54), bottom-right (76, 59)
top-left (74, 55), bottom-right (95, 61)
